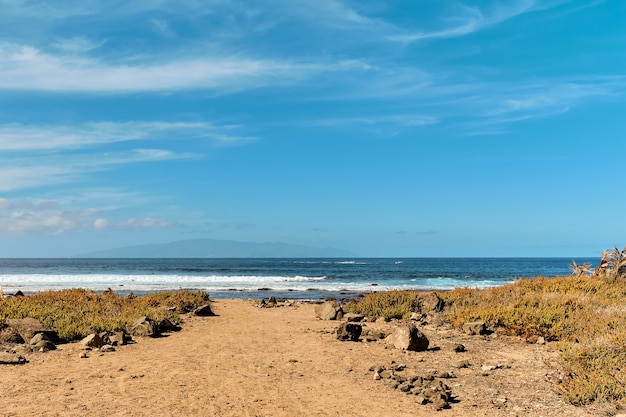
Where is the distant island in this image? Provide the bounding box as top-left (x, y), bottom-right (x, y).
top-left (75, 238), bottom-right (357, 258)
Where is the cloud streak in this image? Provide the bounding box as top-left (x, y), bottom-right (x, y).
top-left (388, 0), bottom-right (547, 43)
top-left (0, 121), bottom-right (255, 151)
top-left (0, 197), bottom-right (174, 235)
top-left (0, 42), bottom-right (359, 93)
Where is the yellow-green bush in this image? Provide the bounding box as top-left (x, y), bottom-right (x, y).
top-left (346, 290), bottom-right (424, 319)
top-left (0, 289), bottom-right (209, 340)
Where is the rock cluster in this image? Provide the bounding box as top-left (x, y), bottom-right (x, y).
top-left (1, 312), bottom-right (188, 357)
top-left (370, 364), bottom-right (455, 410)
top-left (252, 297), bottom-right (298, 308)
top-left (1, 318), bottom-right (60, 353)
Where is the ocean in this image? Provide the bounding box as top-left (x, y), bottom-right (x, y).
top-left (0, 257), bottom-right (586, 300)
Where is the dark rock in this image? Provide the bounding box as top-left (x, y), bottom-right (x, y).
top-left (379, 369), bottom-right (395, 379)
top-left (452, 359), bottom-right (471, 369)
top-left (315, 301), bottom-right (343, 320)
top-left (29, 333), bottom-right (51, 346)
top-left (267, 296), bottom-right (278, 307)
top-left (13, 290), bottom-right (24, 297)
top-left (35, 340), bottom-right (56, 351)
top-left (343, 313), bottom-right (365, 322)
top-left (336, 323), bottom-right (362, 341)
top-left (449, 343), bottom-right (466, 352)
top-left (194, 304), bottom-right (215, 317)
top-left (418, 292), bottom-right (444, 312)
top-left (398, 382), bottom-right (412, 393)
top-left (0, 323), bottom-right (25, 344)
top-left (158, 318), bottom-right (181, 333)
top-left (5, 318), bottom-right (58, 343)
top-left (363, 329), bottom-right (387, 342)
top-left (129, 317), bottom-right (160, 338)
top-left (81, 333), bottom-right (106, 348)
top-left (463, 321), bottom-right (488, 335)
top-left (431, 397), bottom-right (449, 411)
top-left (386, 324), bottom-right (429, 351)
top-left (108, 330), bottom-right (131, 346)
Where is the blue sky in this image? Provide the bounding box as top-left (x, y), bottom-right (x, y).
top-left (0, 0), bottom-right (624, 257)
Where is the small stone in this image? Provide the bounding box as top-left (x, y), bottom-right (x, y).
top-left (81, 333), bottom-right (105, 348)
top-left (462, 321), bottom-right (488, 335)
top-left (193, 305), bottom-right (215, 317)
top-left (385, 324), bottom-right (429, 351)
top-left (379, 369), bottom-right (395, 379)
top-left (493, 397), bottom-right (507, 408)
top-left (431, 397), bottom-right (449, 411)
top-left (315, 301), bottom-right (343, 320)
top-left (398, 383), bottom-right (412, 393)
top-left (452, 360), bottom-right (471, 369)
top-left (336, 323), bottom-right (362, 341)
top-left (415, 394), bottom-right (428, 405)
top-left (343, 313), bottom-right (365, 322)
top-left (79, 352), bottom-right (88, 359)
top-left (373, 371), bottom-right (381, 380)
top-left (450, 343), bottom-right (466, 352)
top-left (35, 340), bottom-right (56, 351)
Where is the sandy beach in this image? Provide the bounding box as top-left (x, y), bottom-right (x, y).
top-left (0, 299), bottom-right (604, 417)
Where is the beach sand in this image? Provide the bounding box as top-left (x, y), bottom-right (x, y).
top-left (0, 299), bottom-right (603, 416)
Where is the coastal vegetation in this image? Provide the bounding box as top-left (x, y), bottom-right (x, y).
top-left (0, 288), bottom-right (209, 340)
top-left (349, 247), bottom-right (626, 406)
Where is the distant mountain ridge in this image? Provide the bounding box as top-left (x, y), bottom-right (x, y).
top-left (75, 238), bottom-right (357, 258)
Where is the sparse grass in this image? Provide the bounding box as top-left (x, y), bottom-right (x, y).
top-left (0, 288), bottom-right (210, 341)
top-left (347, 274), bottom-right (626, 406)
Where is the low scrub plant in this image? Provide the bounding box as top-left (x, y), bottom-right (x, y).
top-left (346, 290), bottom-right (424, 319)
top-left (0, 288), bottom-right (209, 341)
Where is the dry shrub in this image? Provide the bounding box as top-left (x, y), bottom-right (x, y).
top-left (346, 290), bottom-right (424, 319)
top-left (0, 289), bottom-right (209, 341)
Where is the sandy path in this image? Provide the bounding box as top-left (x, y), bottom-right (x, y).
top-left (0, 300), bottom-right (600, 416)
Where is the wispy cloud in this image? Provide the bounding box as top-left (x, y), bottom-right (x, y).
top-left (0, 121), bottom-right (254, 151)
top-left (388, 0), bottom-right (540, 43)
top-left (0, 197), bottom-right (174, 235)
top-left (0, 42), bottom-right (357, 93)
top-left (320, 114), bottom-right (438, 128)
top-left (0, 148), bottom-right (194, 192)
top-left (455, 76), bottom-right (626, 134)
top-left (53, 37), bottom-right (106, 54)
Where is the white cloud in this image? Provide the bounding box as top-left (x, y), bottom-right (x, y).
top-left (0, 148), bottom-right (194, 192)
top-left (0, 42), bottom-right (346, 93)
top-left (319, 114), bottom-right (438, 128)
top-left (0, 197), bottom-right (174, 235)
top-left (388, 0), bottom-right (537, 43)
top-left (0, 121), bottom-right (255, 151)
top-left (53, 37), bottom-right (106, 54)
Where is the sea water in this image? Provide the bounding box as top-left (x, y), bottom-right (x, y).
top-left (0, 257), bottom-right (587, 300)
